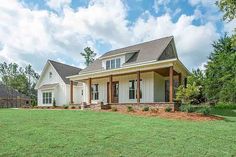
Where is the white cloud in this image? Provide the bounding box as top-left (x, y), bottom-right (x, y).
top-left (46, 0), bottom-right (71, 11)
top-left (0, 0), bottom-right (220, 72)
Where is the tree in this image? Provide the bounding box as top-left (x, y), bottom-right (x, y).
top-left (216, 0), bottom-right (236, 22)
top-left (0, 62), bottom-right (40, 100)
top-left (216, 0), bottom-right (236, 46)
top-left (80, 47), bottom-right (96, 67)
top-left (188, 69), bottom-right (206, 103)
top-left (205, 34), bottom-right (236, 103)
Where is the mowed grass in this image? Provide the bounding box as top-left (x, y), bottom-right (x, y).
top-left (0, 109), bottom-right (236, 157)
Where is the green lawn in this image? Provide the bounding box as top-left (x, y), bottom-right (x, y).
top-left (0, 109), bottom-right (236, 157)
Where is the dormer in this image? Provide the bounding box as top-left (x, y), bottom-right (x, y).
top-left (100, 50), bottom-right (139, 70)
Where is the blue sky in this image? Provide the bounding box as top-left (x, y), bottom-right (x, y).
top-left (0, 0), bottom-right (235, 72)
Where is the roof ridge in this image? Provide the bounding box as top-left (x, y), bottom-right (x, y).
top-left (48, 60), bottom-right (81, 70)
top-left (101, 36), bottom-right (173, 57)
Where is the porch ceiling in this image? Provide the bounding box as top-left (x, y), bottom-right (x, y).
top-left (154, 67), bottom-right (178, 76)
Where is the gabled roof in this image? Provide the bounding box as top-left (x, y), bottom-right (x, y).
top-left (80, 36), bottom-right (177, 74)
top-left (0, 84), bottom-right (30, 99)
top-left (49, 60), bottom-right (81, 84)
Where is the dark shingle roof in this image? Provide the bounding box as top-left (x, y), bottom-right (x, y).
top-left (0, 84), bottom-right (30, 99)
top-left (49, 60), bottom-right (81, 84)
top-left (80, 36), bottom-right (175, 74)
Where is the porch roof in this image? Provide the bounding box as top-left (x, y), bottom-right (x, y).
top-left (67, 58), bottom-right (190, 81)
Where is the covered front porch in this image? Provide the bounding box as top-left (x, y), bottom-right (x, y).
top-left (69, 60), bottom-right (188, 108)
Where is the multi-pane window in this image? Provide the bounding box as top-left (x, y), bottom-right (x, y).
top-left (106, 58), bottom-right (121, 70)
top-left (116, 58), bottom-right (120, 68)
top-left (42, 92), bottom-right (52, 104)
top-left (129, 80), bottom-right (142, 99)
top-left (92, 84), bottom-right (99, 100)
top-left (106, 60), bottom-right (110, 70)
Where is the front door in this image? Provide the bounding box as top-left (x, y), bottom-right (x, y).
top-left (107, 82), bottom-right (119, 103)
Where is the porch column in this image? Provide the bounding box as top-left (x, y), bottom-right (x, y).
top-left (169, 66), bottom-right (173, 103)
top-left (88, 78), bottom-right (92, 104)
top-left (109, 75), bottom-right (112, 104)
top-left (137, 71), bottom-right (140, 104)
top-left (178, 73), bottom-right (182, 86)
top-left (70, 80), bottom-right (74, 104)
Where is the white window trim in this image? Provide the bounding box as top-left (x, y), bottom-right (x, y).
top-left (42, 92), bottom-right (52, 104)
top-left (129, 79), bottom-right (143, 100)
top-left (106, 58), bottom-right (121, 70)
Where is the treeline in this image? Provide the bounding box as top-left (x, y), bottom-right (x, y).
top-left (0, 62), bottom-right (40, 101)
top-left (177, 34), bottom-right (236, 105)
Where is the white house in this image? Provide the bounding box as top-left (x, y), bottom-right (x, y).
top-left (35, 60), bottom-right (83, 106)
top-left (67, 36), bottom-right (190, 108)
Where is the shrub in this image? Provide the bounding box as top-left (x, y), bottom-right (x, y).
top-left (142, 106), bottom-right (149, 111)
top-left (165, 106), bottom-right (172, 112)
top-left (71, 106), bottom-right (76, 109)
top-left (176, 83), bottom-right (200, 104)
top-left (63, 105), bottom-right (69, 109)
top-left (150, 108), bottom-right (159, 113)
top-left (197, 107), bottom-right (210, 115)
top-left (31, 99), bottom-right (37, 107)
top-left (180, 104), bottom-right (195, 113)
top-left (111, 107), bottom-right (118, 112)
top-left (127, 106), bottom-right (134, 112)
top-left (53, 98), bottom-right (56, 108)
top-left (214, 103), bottom-right (236, 109)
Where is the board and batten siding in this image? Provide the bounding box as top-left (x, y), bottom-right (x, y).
top-left (83, 71), bottom-right (157, 104)
top-left (153, 72), bottom-right (165, 102)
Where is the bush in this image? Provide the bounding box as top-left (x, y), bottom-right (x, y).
top-left (150, 108), bottom-right (159, 113)
top-left (71, 106), bottom-right (76, 109)
top-left (53, 98), bottom-right (56, 108)
top-left (165, 106), bottom-right (172, 112)
top-left (214, 103), bottom-right (236, 109)
top-left (111, 107), bottom-right (118, 112)
top-left (176, 83), bottom-right (200, 104)
top-left (180, 104), bottom-right (195, 113)
top-left (31, 99), bottom-right (37, 107)
top-left (63, 105), bottom-right (69, 109)
top-left (197, 107), bottom-right (210, 115)
top-left (127, 106), bottom-right (134, 112)
top-left (142, 106), bottom-right (149, 111)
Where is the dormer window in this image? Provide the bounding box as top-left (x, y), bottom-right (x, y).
top-left (106, 58), bottom-right (121, 70)
top-left (49, 72), bottom-right (52, 78)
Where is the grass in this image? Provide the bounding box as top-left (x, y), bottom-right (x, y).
top-left (0, 109), bottom-right (236, 157)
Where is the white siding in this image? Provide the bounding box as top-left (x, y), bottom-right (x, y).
top-left (154, 73), bottom-right (165, 102)
top-left (36, 63), bottom-right (83, 106)
top-left (83, 72), bottom-right (155, 104)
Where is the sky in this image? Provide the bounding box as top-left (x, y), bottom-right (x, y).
top-left (0, 0), bottom-right (235, 73)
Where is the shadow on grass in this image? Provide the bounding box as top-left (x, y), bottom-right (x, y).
top-left (210, 108), bottom-right (236, 117)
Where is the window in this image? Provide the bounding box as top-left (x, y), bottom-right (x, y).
top-left (106, 58), bottom-right (121, 70)
top-left (92, 84), bottom-right (99, 100)
top-left (49, 72), bottom-right (52, 78)
top-left (129, 80), bottom-right (135, 99)
top-left (106, 60), bottom-right (110, 70)
top-left (129, 80), bottom-right (142, 99)
top-left (42, 92), bottom-right (52, 104)
top-left (116, 58), bottom-right (120, 68)
top-left (111, 59), bottom-right (115, 69)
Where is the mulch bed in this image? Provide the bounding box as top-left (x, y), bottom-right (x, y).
top-left (105, 108), bottom-right (224, 121)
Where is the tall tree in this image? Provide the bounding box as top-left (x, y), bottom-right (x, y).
top-left (205, 34), bottom-right (236, 103)
top-left (80, 47), bottom-right (96, 67)
top-left (0, 62), bottom-right (39, 100)
top-left (216, 0), bottom-right (236, 46)
top-left (216, 0), bottom-right (236, 22)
